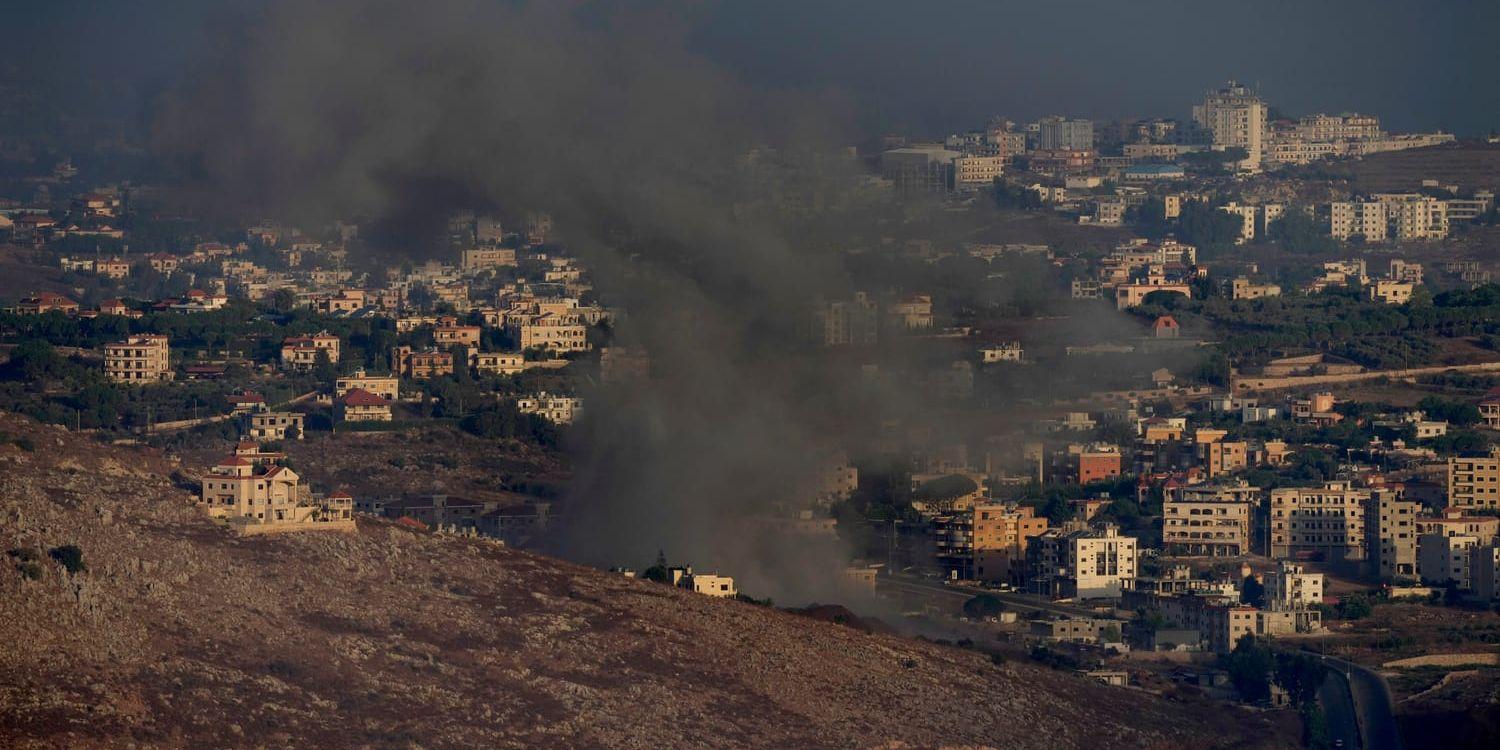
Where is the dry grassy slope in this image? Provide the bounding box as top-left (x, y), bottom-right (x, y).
top-left (1333, 142), bottom-right (1500, 193)
top-left (0, 413), bottom-right (1290, 749)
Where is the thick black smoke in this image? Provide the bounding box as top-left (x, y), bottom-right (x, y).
top-left (158, 0), bottom-right (890, 603)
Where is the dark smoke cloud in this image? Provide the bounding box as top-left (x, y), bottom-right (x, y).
top-left (157, 0), bottom-right (889, 603)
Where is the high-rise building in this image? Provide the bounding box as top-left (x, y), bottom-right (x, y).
top-left (1036, 116), bottom-right (1095, 151)
top-left (1366, 491), bottom-right (1420, 581)
top-left (1192, 81), bottom-right (1267, 171)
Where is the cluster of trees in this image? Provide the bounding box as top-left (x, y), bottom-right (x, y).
top-left (1223, 636), bottom-right (1333, 748)
top-left (1264, 210), bottom-right (1338, 255)
top-left (459, 401), bottom-right (559, 448)
top-left (1145, 283), bottom-right (1500, 369)
top-left (990, 180), bottom-right (1044, 210)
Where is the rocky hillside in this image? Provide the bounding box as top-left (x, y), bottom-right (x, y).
top-left (0, 413), bottom-right (1291, 749)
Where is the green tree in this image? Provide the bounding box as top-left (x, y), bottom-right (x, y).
top-left (1176, 200), bottom-right (1244, 249)
top-left (48, 544), bottom-right (86, 574)
top-left (962, 594), bottom-right (1005, 620)
top-left (1266, 210), bottom-right (1337, 254)
top-left (1273, 652), bottom-right (1326, 708)
top-left (1240, 574), bottom-right (1266, 608)
top-left (1337, 594), bottom-right (1373, 620)
top-left (1224, 633), bottom-right (1274, 702)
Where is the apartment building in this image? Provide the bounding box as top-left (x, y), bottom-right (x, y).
top-left (461, 246), bottom-right (517, 270)
top-left (104, 334), bottom-right (172, 383)
top-left (336, 369), bottom-right (399, 401)
top-left (1368, 279), bottom-right (1415, 305)
top-left (1163, 484), bottom-right (1255, 557)
top-left (1418, 533), bottom-right (1480, 588)
top-left (935, 502), bottom-right (1050, 582)
top-left (1474, 546), bottom-right (1500, 600)
top-left (953, 155), bottom-right (1005, 192)
top-left (1448, 449), bottom-right (1500, 510)
top-left (1366, 491), bottom-right (1420, 581)
top-left (511, 313), bottom-right (590, 353)
top-left (1332, 194), bottom-right (1450, 242)
top-left (1294, 113), bottom-right (1382, 142)
top-left (1263, 561), bottom-right (1324, 608)
top-left (1027, 524), bottom-right (1137, 599)
top-left (1075, 444), bottom-right (1123, 484)
top-left (433, 320), bottom-right (482, 348)
top-left (886, 294), bottom-right (935, 331)
top-left (280, 331), bottom-right (340, 370)
top-left (1269, 482), bottom-right (1369, 562)
top-left (1193, 81), bottom-right (1267, 170)
top-left (1036, 116), bottom-right (1094, 151)
top-left (392, 347), bottom-right (455, 380)
top-left (811, 293), bottom-right (879, 346)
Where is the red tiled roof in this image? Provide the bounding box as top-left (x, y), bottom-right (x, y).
top-left (339, 388), bottom-right (389, 407)
top-left (217, 456), bottom-right (252, 467)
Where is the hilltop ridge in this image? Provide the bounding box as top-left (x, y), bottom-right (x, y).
top-left (0, 412), bottom-right (1291, 749)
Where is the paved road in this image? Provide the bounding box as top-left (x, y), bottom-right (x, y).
top-left (1318, 670), bottom-right (1361, 750)
top-left (881, 575), bottom-right (1106, 619)
top-left (1313, 652), bottom-right (1403, 750)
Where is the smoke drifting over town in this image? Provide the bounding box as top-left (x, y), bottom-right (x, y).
top-left (155, 0), bottom-right (896, 601)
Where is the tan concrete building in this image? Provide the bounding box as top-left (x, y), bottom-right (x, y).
top-left (198, 451), bottom-right (353, 532)
top-left (1448, 449), bottom-right (1500, 510)
top-left (461, 246), bottom-right (517, 270)
top-left (336, 369), bottom-right (399, 402)
top-left (1270, 482), bottom-right (1369, 562)
top-left (105, 334), bottom-right (172, 383)
top-left (1163, 485), bottom-right (1254, 557)
top-left (337, 388), bottom-right (393, 422)
top-left (1368, 279), bottom-right (1414, 305)
top-left (280, 331), bottom-right (340, 370)
top-left (471, 351), bottom-right (526, 376)
top-left (516, 392), bottom-right (582, 424)
top-left (1264, 561), bottom-right (1323, 608)
top-left (1366, 491), bottom-right (1420, 581)
top-left (392, 347), bottom-right (455, 379)
top-left (248, 411), bottom-right (305, 441)
top-left (511, 313), bottom-right (590, 353)
top-left (1231, 277), bottom-right (1281, 300)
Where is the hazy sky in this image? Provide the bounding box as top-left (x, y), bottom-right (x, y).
top-left (3, 0), bottom-right (1497, 138)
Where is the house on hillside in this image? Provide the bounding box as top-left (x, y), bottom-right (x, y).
top-left (197, 449), bottom-right (353, 534)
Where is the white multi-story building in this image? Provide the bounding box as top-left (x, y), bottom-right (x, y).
top-left (1027, 524), bottom-right (1137, 599)
top-left (1419, 533), bottom-right (1480, 589)
top-left (1264, 561), bottom-right (1324, 608)
top-left (1193, 81), bottom-right (1267, 171)
top-left (1036, 116), bottom-right (1095, 151)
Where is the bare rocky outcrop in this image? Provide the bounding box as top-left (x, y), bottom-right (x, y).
top-left (0, 412), bottom-right (1292, 749)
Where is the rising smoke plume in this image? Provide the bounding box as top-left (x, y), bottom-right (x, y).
top-left (158, 0), bottom-right (895, 603)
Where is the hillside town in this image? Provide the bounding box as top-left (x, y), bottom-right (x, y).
top-left (5, 65), bottom-right (1500, 750)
